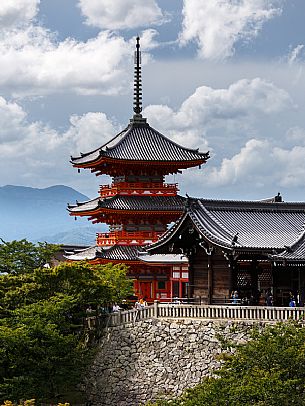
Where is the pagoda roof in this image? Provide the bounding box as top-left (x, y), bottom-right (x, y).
top-left (70, 118), bottom-right (209, 168)
top-left (147, 197), bottom-right (305, 252)
top-left (65, 245), bottom-right (102, 261)
top-left (65, 244), bottom-right (188, 263)
top-left (65, 245), bottom-right (141, 261)
top-left (68, 194), bottom-right (186, 214)
top-left (98, 245), bottom-right (141, 261)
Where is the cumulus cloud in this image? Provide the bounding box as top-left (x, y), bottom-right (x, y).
top-left (0, 2), bottom-right (160, 97)
top-left (138, 29), bottom-right (160, 51)
top-left (66, 112), bottom-right (119, 154)
top-left (78, 0), bottom-right (165, 30)
top-left (0, 28), bottom-right (133, 96)
top-left (0, 95), bottom-right (117, 190)
top-left (0, 89), bottom-right (302, 200)
top-left (0, 97), bottom-right (27, 141)
top-left (180, 129), bottom-right (305, 198)
top-left (200, 139), bottom-right (272, 187)
top-left (143, 78), bottom-right (292, 148)
top-left (179, 0), bottom-right (283, 59)
top-left (0, 0), bottom-right (40, 28)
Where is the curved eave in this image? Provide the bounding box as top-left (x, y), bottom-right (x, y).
top-left (147, 212), bottom-right (189, 251)
top-left (69, 208), bottom-right (184, 217)
top-left (71, 156), bottom-right (209, 170)
top-left (91, 258), bottom-right (142, 265)
top-left (188, 207), bottom-right (236, 250)
top-left (147, 209), bottom-right (282, 253)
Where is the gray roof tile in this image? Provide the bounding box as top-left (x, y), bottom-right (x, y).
top-left (148, 198), bottom-right (305, 251)
top-left (68, 195), bottom-right (186, 213)
top-left (71, 121), bottom-right (209, 165)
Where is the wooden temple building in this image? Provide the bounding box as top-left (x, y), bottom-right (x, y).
top-left (67, 38), bottom-right (209, 301)
top-left (67, 38), bottom-right (305, 306)
top-left (146, 196), bottom-right (305, 306)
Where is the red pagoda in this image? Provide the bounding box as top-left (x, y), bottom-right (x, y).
top-left (68, 37), bottom-right (209, 301)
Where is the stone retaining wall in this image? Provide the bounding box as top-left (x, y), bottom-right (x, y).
top-left (84, 318), bottom-right (260, 406)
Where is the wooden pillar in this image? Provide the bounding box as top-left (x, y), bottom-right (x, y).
top-left (188, 254), bottom-right (195, 299)
top-left (250, 259), bottom-right (258, 294)
top-left (228, 255), bottom-right (237, 293)
top-left (207, 249), bottom-right (214, 305)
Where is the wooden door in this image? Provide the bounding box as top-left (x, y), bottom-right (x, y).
top-left (139, 281), bottom-right (152, 300)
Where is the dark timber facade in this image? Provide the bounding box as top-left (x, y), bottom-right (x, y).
top-left (147, 197), bottom-right (305, 306)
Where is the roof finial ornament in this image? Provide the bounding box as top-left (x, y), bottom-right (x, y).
top-left (133, 36), bottom-right (142, 117)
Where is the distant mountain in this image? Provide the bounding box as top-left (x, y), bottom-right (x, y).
top-left (0, 185), bottom-right (105, 243)
top-left (37, 226), bottom-right (100, 245)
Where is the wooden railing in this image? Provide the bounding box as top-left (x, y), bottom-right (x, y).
top-left (156, 304), bottom-right (305, 321)
top-left (99, 182), bottom-right (178, 197)
top-left (109, 305), bottom-right (156, 326)
top-left (86, 303), bottom-right (305, 329)
top-left (96, 230), bottom-right (163, 246)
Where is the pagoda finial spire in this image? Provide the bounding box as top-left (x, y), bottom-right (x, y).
top-left (133, 36), bottom-right (142, 117)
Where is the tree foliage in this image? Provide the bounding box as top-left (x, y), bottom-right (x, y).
top-left (0, 247), bottom-right (132, 403)
top-left (148, 321), bottom-right (305, 406)
top-left (0, 239), bottom-right (60, 275)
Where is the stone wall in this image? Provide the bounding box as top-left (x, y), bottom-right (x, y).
top-left (84, 318), bottom-right (259, 406)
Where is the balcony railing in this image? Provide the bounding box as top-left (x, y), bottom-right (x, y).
top-left (106, 303), bottom-right (305, 326)
top-left (99, 182), bottom-right (178, 197)
top-left (96, 230), bottom-right (163, 246)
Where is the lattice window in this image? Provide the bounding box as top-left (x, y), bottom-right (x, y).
top-left (258, 269), bottom-right (272, 289)
top-left (236, 271), bottom-right (252, 288)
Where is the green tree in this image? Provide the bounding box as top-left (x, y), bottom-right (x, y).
top-left (148, 321), bottom-right (305, 406)
top-left (0, 260), bottom-right (132, 403)
top-left (0, 239), bottom-right (60, 275)
top-left (0, 296), bottom-right (84, 401)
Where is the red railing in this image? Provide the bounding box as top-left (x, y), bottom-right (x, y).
top-left (96, 230), bottom-right (164, 246)
top-left (99, 182), bottom-right (178, 197)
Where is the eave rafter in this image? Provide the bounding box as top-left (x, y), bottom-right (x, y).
top-left (73, 157), bottom-right (208, 177)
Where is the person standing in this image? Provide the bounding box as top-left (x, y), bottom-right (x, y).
top-left (112, 303), bottom-right (121, 312)
top-left (231, 291), bottom-right (239, 305)
top-left (289, 297), bottom-right (296, 307)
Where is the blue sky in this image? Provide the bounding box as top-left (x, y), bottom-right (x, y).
top-left (1, 0), bottom-right (305, 201)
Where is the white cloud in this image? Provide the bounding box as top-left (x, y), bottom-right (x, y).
top-left (0, 95), bottom-right (117, 191)
top-left (181, 132), bottom-right (305, 195)
top-left (143, 78), bottom-right (292, 147)
top-left (0, 0), bottom-right (40, 28)
top-left (200, 138), bottom-right (272, 186)
top-left (0, 97), bottom-right (27, 141)
top-left (0, 2), bottom-right (161, 98)
top-left (0, 28), bottom-right (132, 96)
top-left (78, 0), bottom-right (165, 30)
top-left (138, 29), bottom-right (160, 51)
top-left (287, 44), bottom-right (305, 65)
top-left (66, 112), bottom-right (119, 154)
top-left (179, 0), bottom-right (283, 60)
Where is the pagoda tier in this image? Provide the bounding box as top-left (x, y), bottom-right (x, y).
top-left (70, 116), bottom-right (209, 177)
top-left (68, 194), bottom-right (186, 224)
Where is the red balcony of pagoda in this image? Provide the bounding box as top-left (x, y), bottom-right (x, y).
top-left (96, 230), bottom-right (164, 246)
top-left (99, 182), bottom-right (178, 197)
